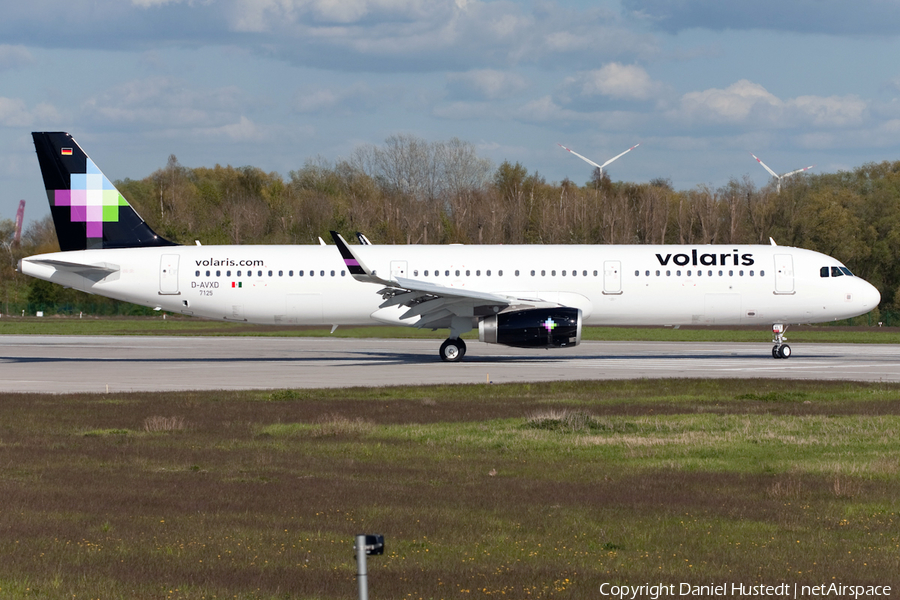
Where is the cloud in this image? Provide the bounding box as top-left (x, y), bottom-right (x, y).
top-left (446, 69), bottom-right (528, 100)
top-left (292, 83), bottom-right (385, 114)
top-left (0, 1), bottom-right (656, 72)
top-left (0, 45), bottom-right (34, 71)
top-left (0, 97), bottom-right (60, 127)
top-left (560, 63), bottom-right (666, 102)
top-left (80, 77), bottom-right (247, 128)
top-left (670, 80), bottom-right (867, 129)
top-left (194, 115), bottom-right (267, 141)
top-left (623, 0), bottom-right (900, 35)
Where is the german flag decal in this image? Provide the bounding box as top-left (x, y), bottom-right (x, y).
top-left (61, 148), bottom-right (73, 156)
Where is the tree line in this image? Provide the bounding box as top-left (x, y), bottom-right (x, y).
top-left (2, 134), bottom-right (900, 320)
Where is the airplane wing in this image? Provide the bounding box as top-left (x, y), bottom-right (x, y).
top-left (330, 231), bottom-right (552, 329)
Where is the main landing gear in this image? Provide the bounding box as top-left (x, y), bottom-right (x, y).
top-left (439, 338), bottom-right (467, 362)
top-left (772, 324), bottom-right (791, 359)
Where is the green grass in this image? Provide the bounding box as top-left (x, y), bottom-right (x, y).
top-left (0, 379), bottom-right (898, 598)
top-left (1, 315), bottom-right (899, 343)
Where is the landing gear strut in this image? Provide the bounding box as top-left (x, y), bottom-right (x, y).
top-left (772, 324), bottom-right (791, 359)
top-left (439, 338), bottom-right (467, 362)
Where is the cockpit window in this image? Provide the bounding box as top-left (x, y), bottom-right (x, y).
top-left (840, 267), bottom-right (853, 276)
top-left (820, 266), bottom-right (829, 278)
top-left (831, 266), bottom-right (843, 277)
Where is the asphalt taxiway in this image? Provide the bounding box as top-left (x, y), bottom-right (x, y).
top-left (1, 335), bottom-right (898, 393)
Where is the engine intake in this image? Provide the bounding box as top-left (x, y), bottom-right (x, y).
top-left (479, 307), bottom-right (582, 349)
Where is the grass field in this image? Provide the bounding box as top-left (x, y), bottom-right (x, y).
top-left (1, 316), bottom-right (899, 344)
top-left (0, 379), bottom-right (898, 599)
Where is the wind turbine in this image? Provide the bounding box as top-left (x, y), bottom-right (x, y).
top-left (558, 142), bottom-right (640, 180)
top-left (750, 153), bottom-right (815, 194)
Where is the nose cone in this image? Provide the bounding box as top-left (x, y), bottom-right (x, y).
top-left (860, 279), bottom-right (881, 310)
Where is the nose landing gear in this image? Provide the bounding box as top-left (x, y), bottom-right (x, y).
top-left (772, 324), bottom-right (791, 359)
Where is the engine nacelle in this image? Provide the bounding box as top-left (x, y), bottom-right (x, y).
top-left (478, 307), bottom-right (582, 349)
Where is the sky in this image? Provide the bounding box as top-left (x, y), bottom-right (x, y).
top-left (3, 0), bottom-right (900, 230)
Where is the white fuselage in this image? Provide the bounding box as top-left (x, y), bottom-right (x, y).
top-left (20, 244), bottom-right (880, 327)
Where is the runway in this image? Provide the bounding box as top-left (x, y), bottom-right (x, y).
top-left (1, 335), bottom-right (899, 393)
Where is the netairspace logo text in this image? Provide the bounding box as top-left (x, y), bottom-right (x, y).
top-left (599, 582), bottom-right (892, 599)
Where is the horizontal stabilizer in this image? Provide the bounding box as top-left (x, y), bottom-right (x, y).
top-left (25, 258), bottom-right (120, 282)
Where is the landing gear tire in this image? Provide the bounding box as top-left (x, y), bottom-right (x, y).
top-left (440, 338), bottom-right (466, 362)
top-left (771, 324), bottom-right (791, 360)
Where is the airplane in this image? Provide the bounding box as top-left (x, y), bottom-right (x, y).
top-left (750, 153), bottom-right (815, 194)
top-left (19, 132), bottom-right (880, 362)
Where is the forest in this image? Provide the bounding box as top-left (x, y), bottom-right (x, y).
top-left (2, 134), bottom-right (899, 322)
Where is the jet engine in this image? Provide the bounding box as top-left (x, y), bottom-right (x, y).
top-left (478, 307), bottom-right (582, 349)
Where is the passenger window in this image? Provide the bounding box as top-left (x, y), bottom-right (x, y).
top-left (541, 270), bottom-right (546, 276)
top-left (309, 270), bottom-right (313, 277)
top-left (414, 270), bottom-right (418, 276)
top-left (259, 271), bottom-right (263, 277)
top-left (466, 270), bottom-right (470, 276)
top-left (583, 271), bottom-right (588, 276)
top-left (195, 270), bottom-right (200, 277)
top-left (531, 270), bottom-right (535, 276)
top-left (330, 270), bottom-right (335, 276)
top-left (288, 270), bottom-right (293, 276)
top-left (656, 270), bottom-right (660, 276)
top-left (216, 270), bottom-right (221, 277)
top-left (205, 270), bottom-right (210, 277)
top-left (645, 270), bottom-right (650, 276)
top-left (341, 270), bottom-right (346, 276)
top-left (831, 266), bottom-right (843, 277)
top-left (278, 270), bottom-right (283, 276)
top-left (729, 270), bottom-right (733, 276)
top-left (455, 270), bottom-right (460, 276)
top-left (666, 270), bottom-right (671, 276)
top-left (593, 270), bottom-right (598, 276)
top-left (424, 270), bottom-right (429, 276)
top-left (739, 270), bottom-right (744, 276)
top-left (820, 267), bottom-right (829, 277)
top-left (268, 270), bottom-right (273, 277)
top-left (498, 270), bottom-right (503, 276)
top-left (760, 270), bottom-right (765, 277)
top-left (227, 270), bottom-right (232, 277)
top-left (750, 270), bottom-right (754, 276)
top-left (635, 270), bottom-right (640, 276)
top-left (562, 270), bottom-right (567, 276)
top-left (445, 270), bottom-right (450, 276)
top-left (299, 270), bottom-right (304, 276)
top-left (487, 270), bottom-right (491, 276)
top-left (688, 270), bottom-right (693, 276)
top-left (551, 270), bottom-right (556, 276)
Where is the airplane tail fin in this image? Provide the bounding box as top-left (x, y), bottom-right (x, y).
top-left (31, 132), bottom-right (177, 251)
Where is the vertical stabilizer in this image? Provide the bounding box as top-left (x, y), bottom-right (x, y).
top-left (31, 132), bottom-right (177, 251)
